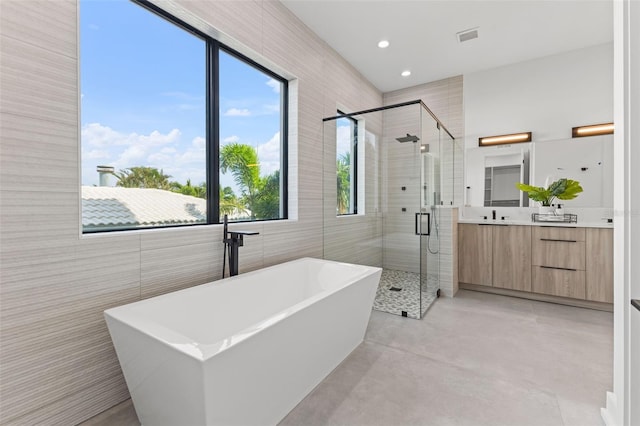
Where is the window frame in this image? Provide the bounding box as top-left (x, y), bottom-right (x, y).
top-left (81, 0), bottom-right (288, 233)
top-left (336, 111), bottom-right (358, 216)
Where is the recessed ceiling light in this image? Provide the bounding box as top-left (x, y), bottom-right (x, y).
top-left (401, 70), bottom-right (411, 77)
top-left (378, 40), bottom-right (390, 48)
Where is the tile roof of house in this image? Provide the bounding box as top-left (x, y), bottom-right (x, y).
top-left (82, 186), bottom-right (206, 231)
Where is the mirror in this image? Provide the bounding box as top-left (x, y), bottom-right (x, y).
top-left (464, 134), bottom-right (613, 208)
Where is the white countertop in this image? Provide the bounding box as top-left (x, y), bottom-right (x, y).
top-left (458, 218), bottom-right (613, 228)
top-left (459, 206), bottom-right (614, 228)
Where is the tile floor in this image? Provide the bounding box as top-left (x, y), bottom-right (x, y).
top-left (82, 290), bottom-right (612, 426)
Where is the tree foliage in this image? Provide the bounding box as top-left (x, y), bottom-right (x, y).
top-left (220, 143), bottom-right (280, 220)
top-left (171, 179), bottom-right (206, 199)
top-left (220, 185), bottom-right (247, 217)
top-left (111, 141), bottom-right (281, 220)
top-left (337, 152), bottom-right (351, 214)
top-left (113, 166), bottom-right (172, 190)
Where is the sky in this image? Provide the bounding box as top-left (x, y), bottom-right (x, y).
top-left (80, 0), bottom-right (283, 193)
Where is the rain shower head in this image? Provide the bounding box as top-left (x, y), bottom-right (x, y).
top-left (396, 133), bottom-right (420, 143)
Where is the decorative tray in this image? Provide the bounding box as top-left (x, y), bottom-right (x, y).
top-left (531, 213), bottom-right (578, 223)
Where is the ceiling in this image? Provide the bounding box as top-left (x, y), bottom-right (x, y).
top-left (281, 0), bottom-right (613, 93)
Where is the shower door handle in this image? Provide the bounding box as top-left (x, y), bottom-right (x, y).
top-left (415, 212), bottom-right (431, 236)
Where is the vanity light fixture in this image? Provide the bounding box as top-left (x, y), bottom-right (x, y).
top-left (478, 132), bottom-right (532, 146)
top-left (378, 40), bottom-right (390, 48)
top-left (401, 70), bottom-right (411, 77)
top-left (572, 122), bottom-right (614, 138)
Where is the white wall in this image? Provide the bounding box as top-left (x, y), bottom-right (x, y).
top-left (463, 43), bottom-right (614, 209)
top-left (0, 1), bottom-right (382, 424)
top-left (464, 42), bottom-right (613, 147)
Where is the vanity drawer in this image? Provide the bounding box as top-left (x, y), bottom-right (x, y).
top-left (532, 240), bottom-right (585, 270)
top-left (532, 266), bottom-right (586, 299)
top-left (533, 226), bottom-right (585, 242)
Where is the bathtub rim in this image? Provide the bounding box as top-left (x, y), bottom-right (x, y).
top-left (104, 257), bottom-right (382, 362)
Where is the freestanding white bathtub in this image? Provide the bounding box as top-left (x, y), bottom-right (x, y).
top-left (104, 257), bottom-right (381, 426)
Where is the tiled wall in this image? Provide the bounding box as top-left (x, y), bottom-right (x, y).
top-left (381, 103), bottom-right (423, 273)
top-left (0, 1), bottom-right (382, 424)
top-left (322, 111), bottom-right (383, 267)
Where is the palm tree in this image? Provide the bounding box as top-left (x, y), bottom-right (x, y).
top-left (171, 179), bottom-right (207, 199)
top-left (220, 143), bottom-right (260, 199)
top-left (336, 152), bottom-right (351, 214)
top-left (219, 185), bottom-right (247, 217)
top-left (113, 166), bottom-right (172, 190)
top-left (220, 143), bottom-right (280, 220)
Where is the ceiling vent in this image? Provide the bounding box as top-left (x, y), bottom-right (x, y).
top-left (457, 27), bottom-right (479, 43)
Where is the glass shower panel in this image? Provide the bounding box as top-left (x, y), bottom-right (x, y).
top-left (322, 100), bottom-right (453, 320)
top-left (378, 103), bottom-right (423, 318)
top-left (419, 109), bottom-right (441, 317)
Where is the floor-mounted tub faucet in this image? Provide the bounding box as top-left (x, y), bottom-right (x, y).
top-left (222, 214), bottom-right (259, 277)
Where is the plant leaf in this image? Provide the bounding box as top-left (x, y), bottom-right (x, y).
top-left (557, 179), bottom-right (584, 200)
top-left (548, 178), bottom-right (568, 197)
top-left (516, 182), bottom-right (551, 204)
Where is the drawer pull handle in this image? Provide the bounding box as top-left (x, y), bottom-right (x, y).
top-left (540, 238), bottom-right (578, 243)
top-left (540, 266), bottom-right (577, 271)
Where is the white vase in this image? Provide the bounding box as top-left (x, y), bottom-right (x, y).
top-left (539, 206), bottom-right (555, 215)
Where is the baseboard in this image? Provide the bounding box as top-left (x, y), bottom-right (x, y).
top-left (601, 391), bottom-right (619, 426)
top-left (459, 283), bottom-right (614, 312)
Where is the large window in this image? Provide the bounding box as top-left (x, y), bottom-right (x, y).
top-left (80, 0), bottom-right (287, 233)
top-left (336, 113), bottom-right (357, 215)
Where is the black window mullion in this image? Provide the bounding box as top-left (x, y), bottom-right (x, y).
top-left (281, 82), bottom-right (289, 219)
top-left (353, 121), bottom-right (358, 214)
top-left (207, 41), bottom-right (220, 224)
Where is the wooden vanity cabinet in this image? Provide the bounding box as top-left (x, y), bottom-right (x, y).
top-left (458, 224), bottom-right (493, 286)
top-left (458, 224), bottom-right (531, 290)
top-left (492, 225), bottom-right (532, 292)
top-left (458, 223), bottom-right (613, 307)
top-left (586, 228), bottom-right (614, 303)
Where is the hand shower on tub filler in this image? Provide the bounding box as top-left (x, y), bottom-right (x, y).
top-left (221, 214), bottom-right (259, 278)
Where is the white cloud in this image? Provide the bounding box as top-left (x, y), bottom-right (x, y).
top-left (222, 135), bottom-right (240, 144)
top-left (82, 122), bottom-right (181, 149)
top-left (266, 78), bottom-right (281, 94)
top-left (81, 123), bottom-right (208, 187)
top-left (224, 108), bottom-right (251, 117)
top-left (336, 125), bottom-right (352, 157)
top-left (257, 132), bottom-right (281, 176)
top-left (192, 136), bottom-right (206, 149)
top-left (83, 149), bottom-right (110, 160)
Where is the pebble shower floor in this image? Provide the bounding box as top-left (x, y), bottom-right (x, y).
top-left (373, 269), bottom-right (439, 319)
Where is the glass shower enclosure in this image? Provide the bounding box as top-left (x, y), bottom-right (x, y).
top-left (322, 100), bottom-right (456, 319)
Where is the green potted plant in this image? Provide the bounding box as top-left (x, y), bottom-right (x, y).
top-left (516, 178), bottom-right (583, 214)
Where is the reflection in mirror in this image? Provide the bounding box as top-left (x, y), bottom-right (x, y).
top-left (532, 135), bottom-right (613, 208)
top-left (464, 135), bottom-right (613, 208)
top-left (465, 144), bottom-right (531, 207)
top-left (483, 150), bottom-right (530, 207)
